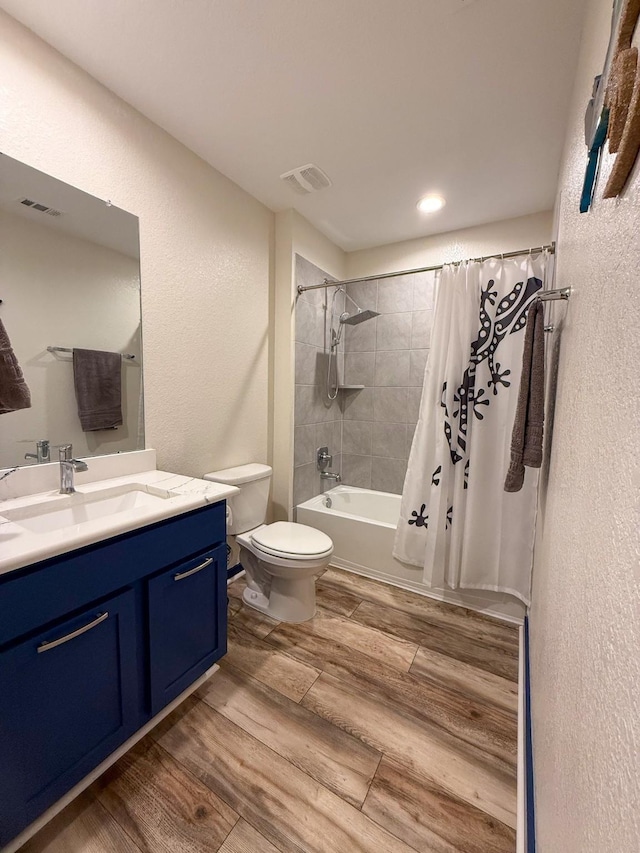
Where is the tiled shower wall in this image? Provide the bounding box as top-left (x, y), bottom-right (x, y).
top-left (293, 255), bottom-right (436, 505)
top-left (340, 270), bottom-right (436, 493)
top-left (293, 255), bottom-right (343, 507)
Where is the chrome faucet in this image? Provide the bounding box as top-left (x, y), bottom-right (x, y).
top-left (59, 445), bottom-right (88, 494)
top-left (25, 439), bottom-right (51, 464)
top-left (320, 471), bottom-right (341, 483)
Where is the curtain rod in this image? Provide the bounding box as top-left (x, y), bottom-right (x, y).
top-left (297, 242), bottom-right (557, 294)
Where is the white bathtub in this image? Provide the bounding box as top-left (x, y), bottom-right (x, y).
top-left (296, 485), bottom-right (524, 623)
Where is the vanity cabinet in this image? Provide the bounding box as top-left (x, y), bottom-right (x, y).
top-left (0, 501), bottom-right (227, 847)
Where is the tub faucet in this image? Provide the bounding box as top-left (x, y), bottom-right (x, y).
top-left (320, 471), bottom-right (341, 483)
top-left (59, 444), bottom-right (89, 494)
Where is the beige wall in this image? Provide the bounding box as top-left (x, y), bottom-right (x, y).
top-left (346, 210), bottom-right (553, 277)
top-left (530, 0), bottom-right (640, 850)
top-left (0, 211), bottom-right (142, 467)
top-left (0, 10), bottom-right (274, 478)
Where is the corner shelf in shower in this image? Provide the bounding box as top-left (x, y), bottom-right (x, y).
top-left (337, 385), bottom-right (365, 391)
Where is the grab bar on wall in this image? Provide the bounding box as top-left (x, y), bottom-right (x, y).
top-left (47, 346), bottom-right (136, 360)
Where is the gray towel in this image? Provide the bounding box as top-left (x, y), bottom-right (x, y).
top-left (504, 301), bottom-right (545, 492)
top-left (0, 318), bottom-right (31, 414)
top-left (73, 348), bottom-right (123, 431)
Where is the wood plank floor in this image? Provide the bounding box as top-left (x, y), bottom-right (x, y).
top-left (23, 568), bottom-right (519, 853)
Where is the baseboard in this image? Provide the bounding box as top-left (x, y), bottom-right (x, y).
top-left (1, 665), bottom-right (220, 853)
top-left (329, 558), bottom-right (524, 626)
top-left (517, 624), bottom-right (526, 852)
top-left (524, 616), bottom-right (536, 852)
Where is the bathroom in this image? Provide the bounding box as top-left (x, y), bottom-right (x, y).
top-left (0, 1), bottom-right (638, 852)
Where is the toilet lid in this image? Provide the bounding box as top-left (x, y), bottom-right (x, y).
top-left (251, 522), bottom-right (333, 558)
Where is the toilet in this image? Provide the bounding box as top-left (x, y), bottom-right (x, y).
top-left (203, 463), bottom-right (333, 622)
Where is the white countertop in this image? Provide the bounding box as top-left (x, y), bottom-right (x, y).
top-left (0, 468), bottom-right (239, 577)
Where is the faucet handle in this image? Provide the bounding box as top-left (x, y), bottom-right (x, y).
top-left (59, 444), bottom-right (73, 461)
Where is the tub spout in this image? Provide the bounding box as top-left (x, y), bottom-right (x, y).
top-left (320, 471), bottom-right (341, 483)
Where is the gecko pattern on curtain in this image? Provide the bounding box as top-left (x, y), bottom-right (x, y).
top-left (393, 252), bottom-right (549, 605)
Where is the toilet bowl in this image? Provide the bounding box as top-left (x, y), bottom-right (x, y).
top-left (203, 464), bottom-right (333, 622)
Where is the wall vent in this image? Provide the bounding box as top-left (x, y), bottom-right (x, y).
top-left (17, 197), bottom-right (64, 217)
top-left (280, 164), bottom-right (332, 195)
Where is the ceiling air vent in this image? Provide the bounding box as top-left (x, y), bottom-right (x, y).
top-left (18, 197), bottom-right (63, 217)
top-left (280, 164), bottom-right (332, 195)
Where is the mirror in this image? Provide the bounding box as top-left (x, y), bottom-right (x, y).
top-left (0, 154), bottom-right (143, 469)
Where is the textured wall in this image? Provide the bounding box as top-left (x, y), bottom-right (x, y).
top-left (530, 0), bottom-right (640, 850)
top-left (0, 11), bottom-right (273, 478)
top-left (346, 211), bottom-right (553, 278)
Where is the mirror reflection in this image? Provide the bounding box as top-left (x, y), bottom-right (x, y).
top-left (0, 154), bottom-right (143, 469)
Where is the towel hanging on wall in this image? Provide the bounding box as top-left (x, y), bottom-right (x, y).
top-left (504, 300), bottom-right (546, 492)
top-left (0, 318), bottom-right (31, 415)
top-left (73, 348), bottom-right (123, 431)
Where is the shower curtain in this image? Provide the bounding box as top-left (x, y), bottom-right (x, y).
top-left (393, 252), bottom-right (549, 605)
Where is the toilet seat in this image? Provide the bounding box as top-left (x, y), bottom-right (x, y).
top-left (250, 522), bottom-right (333, 561)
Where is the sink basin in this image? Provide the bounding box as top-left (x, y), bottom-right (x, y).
top-left (1, 484), bottom-right (173, 535)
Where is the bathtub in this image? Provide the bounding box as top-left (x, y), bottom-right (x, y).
top-left (296, 485), bottom-right (524, 623)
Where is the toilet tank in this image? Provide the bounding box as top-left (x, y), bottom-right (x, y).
top-left (203, 463), bottom-right (272, 534)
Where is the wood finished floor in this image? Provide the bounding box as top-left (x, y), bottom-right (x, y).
top-left (23, 568), bottom-right (519, 853)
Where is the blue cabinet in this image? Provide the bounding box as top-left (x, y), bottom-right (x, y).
top-left (0, 500), bottom-right (227, 847)
top-left (0, 590), bottom-right (138, 842)
top-left (148, 544), bottom-right (227, 714)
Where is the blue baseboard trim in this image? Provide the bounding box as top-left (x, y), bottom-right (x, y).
top-left (524, 616), bottom-right (536, 853)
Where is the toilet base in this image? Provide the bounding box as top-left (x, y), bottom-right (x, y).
top-left (242, 576), bottom-right (316, 623)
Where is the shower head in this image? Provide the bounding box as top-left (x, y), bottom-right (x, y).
top-left (339, 309), bottom-right (380, 326)
top-left (340, 309), bottom-right (379, 325)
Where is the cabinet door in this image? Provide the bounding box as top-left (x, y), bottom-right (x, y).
top-left (0, 589), bottom-right (138, 844)
top-left (148, 545), bottom-right (226, 714)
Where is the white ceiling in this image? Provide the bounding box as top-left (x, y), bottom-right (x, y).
top-left (1, 0), bottom-right (587, 251)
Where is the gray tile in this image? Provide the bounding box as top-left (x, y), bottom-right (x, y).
top-left (332, 419), bottom-right (343, 455)
top-left (407, 386), bottom-right (423, 424)
top-left (374, 387), bottom-right (408, 423)
top-left (295, 297), bottom-right (323, 346)
top-left (341, 454), bottom-right (372, 489)
top-left (344, 351), bottom-right (375, 386)
top-left (375, 350), bottom-right (410, 387)
top-left (295, 424), bottom-right (316, 467)
top-left (412, 271), bottom-right (436, 310)
top-left (344, 316), bottom-right (377, 351)
top-left (376, 313), bottom-right (412, 351)
top-left (321, 454), bottom-right (342, 492)
top-left (342, 387), bottom-right (374, 420)
top-left (342, 420), bottom-right (373, 456)
top-left (409, 348), bottom-right (429, 386)
top-left (295, 385), bottom-right (316, 425)
top-left (315, 421), bottom-right (335, 458)
top-left (345, 280), bottom-right (378, 312)
top-left (295, 342), bottom-right (321, 385)
top-left (371, 457), bottom-right (408, 494)
top-left (411, 310), bottom-right (434, 349)
top-left (295, 255), bottom-right (334, 307)
top-left (293, 463), bottom-right (317, 506)
top-left (377, 278), bottom-right (414, 314)
top-left (372, 422), bottom-right (408, 459)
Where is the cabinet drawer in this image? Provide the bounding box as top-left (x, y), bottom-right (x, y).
top-left (0, 589), bottom-right (138, 844)
top-left (0, 500), bottom-right (227, 647)
top-left (148, 545), bottom-right (227, 715)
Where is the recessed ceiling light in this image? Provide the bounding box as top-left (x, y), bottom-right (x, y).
top-left (417, 194), bottom-right (446, 213)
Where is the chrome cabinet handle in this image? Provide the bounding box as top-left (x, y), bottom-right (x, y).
top-left (37, 611), bottom-right (109, 654)
top-left (174, 556), bottom-right (214, 581)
